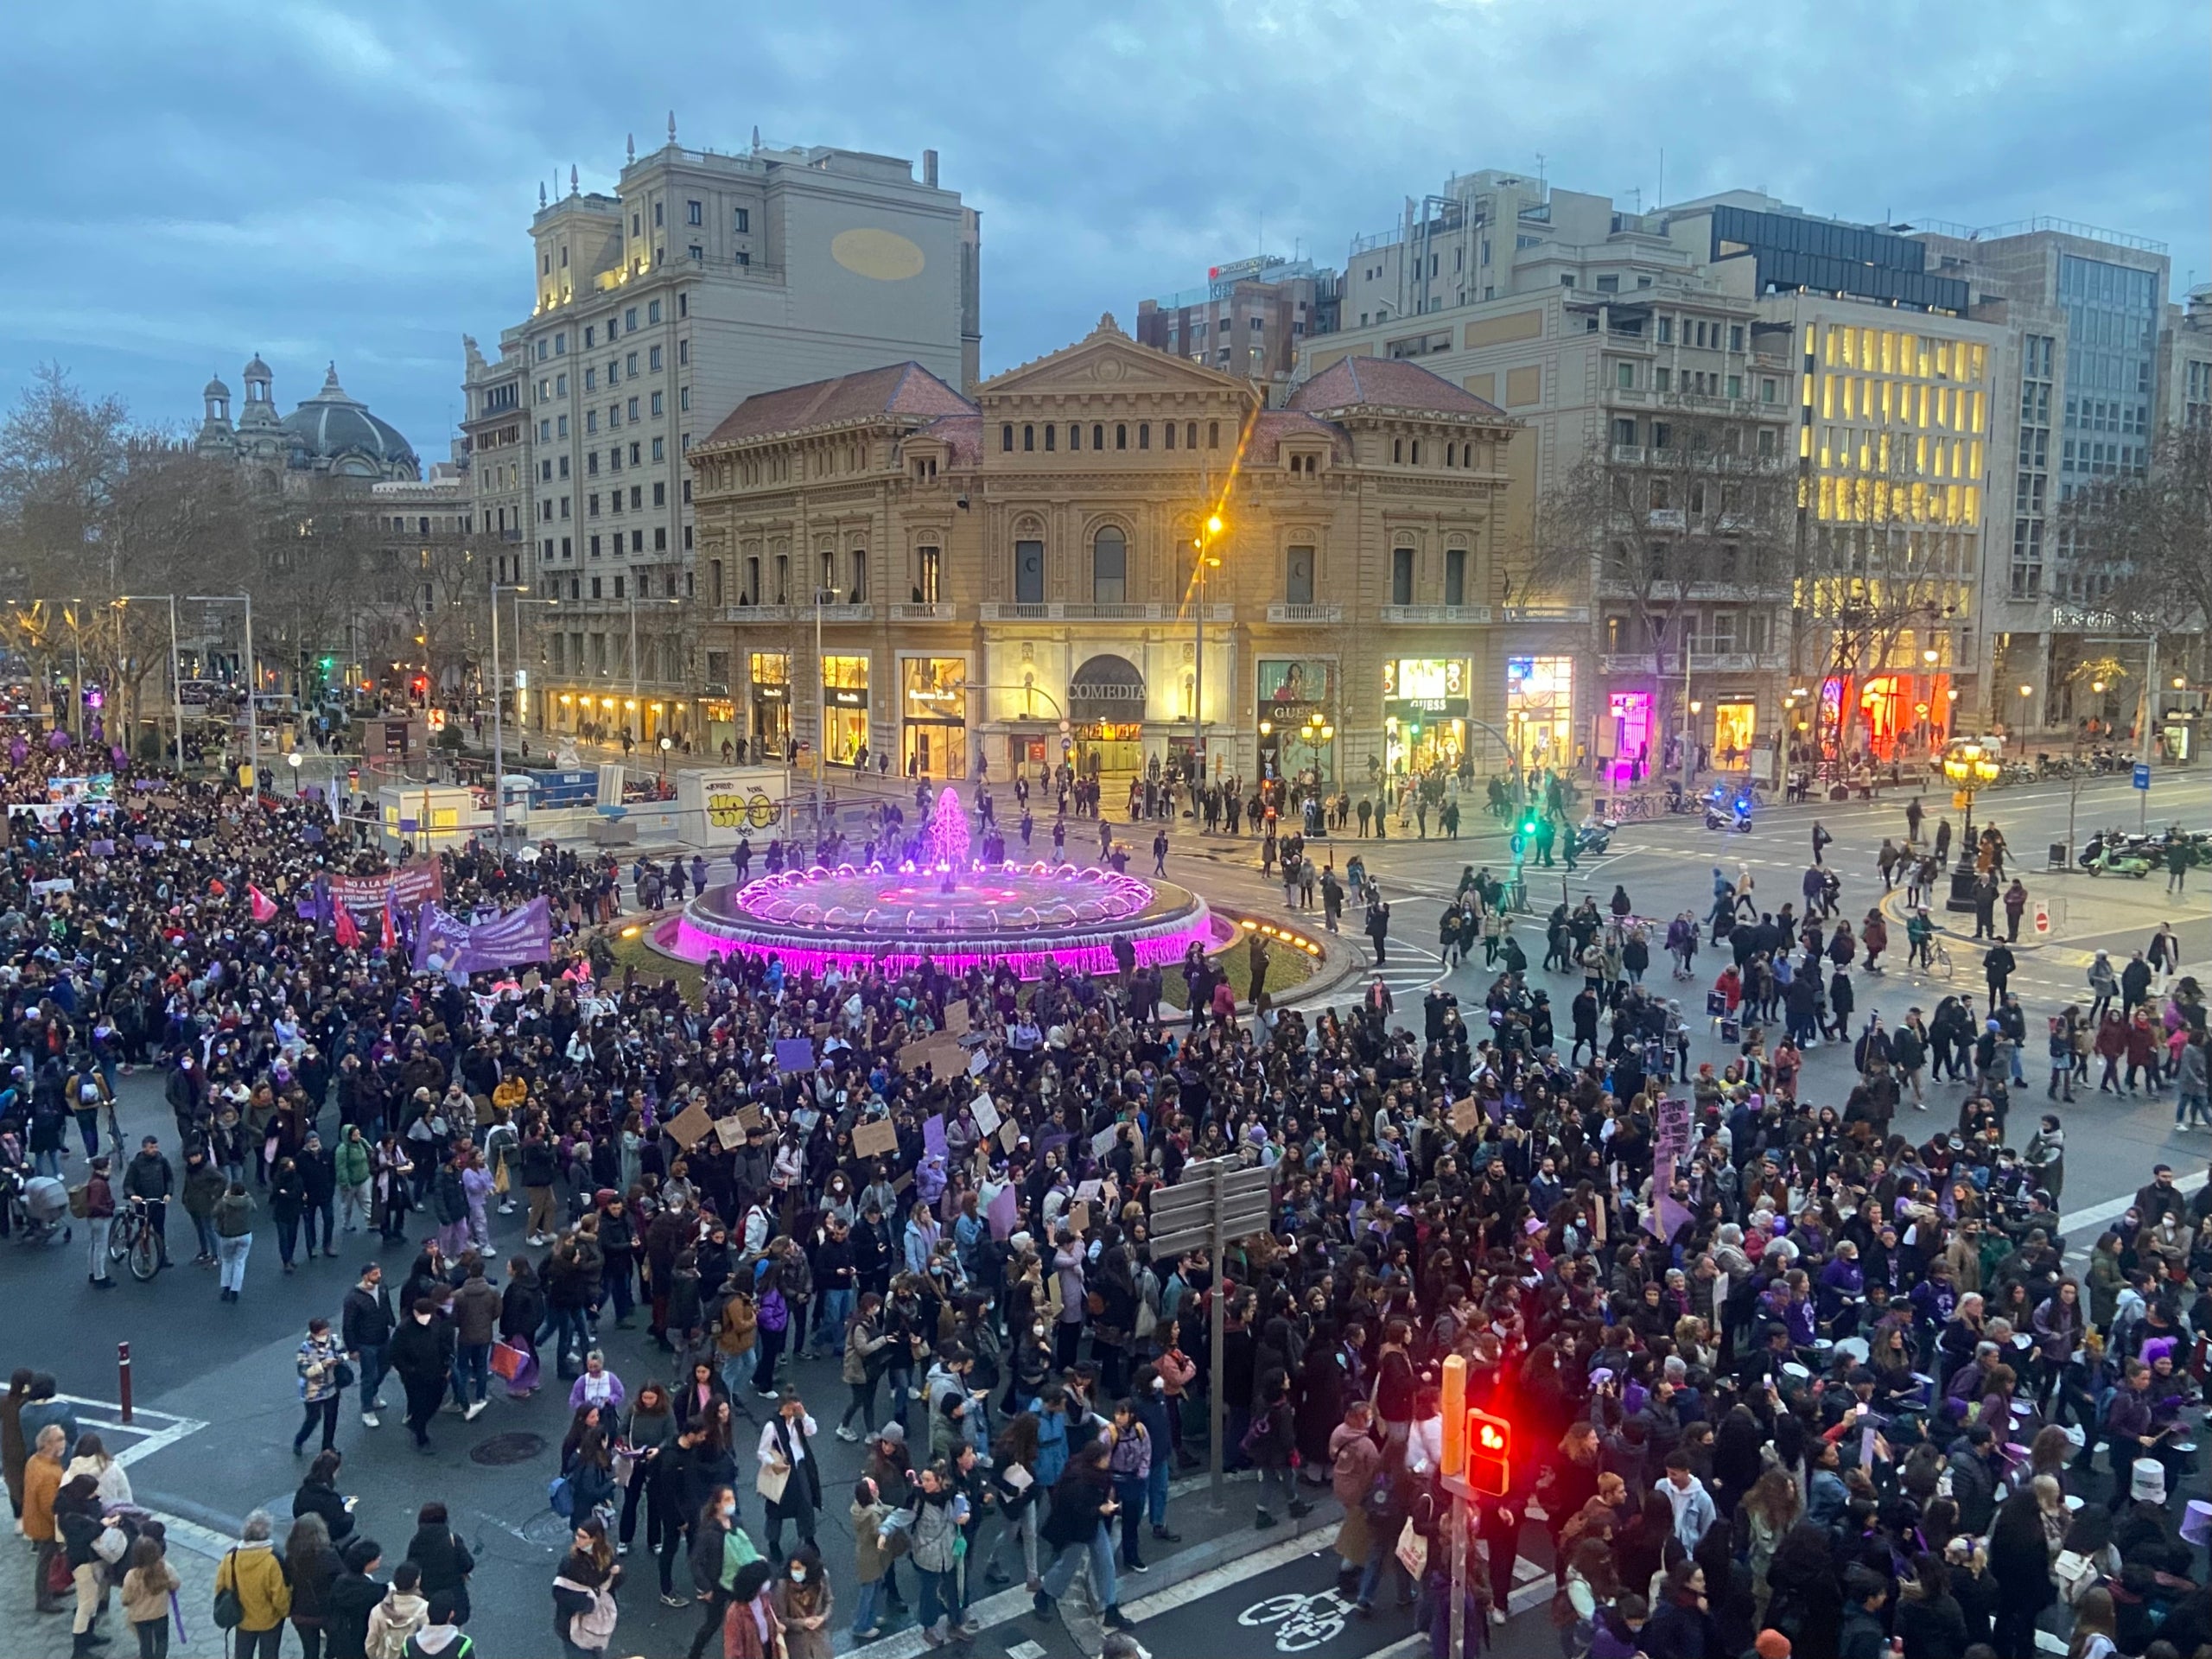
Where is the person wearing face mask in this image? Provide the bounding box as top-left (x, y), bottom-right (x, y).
top-left (769, 1543), bottom-right (833, 1659)
top-left (683, 1484), bottom-right (757, 1659)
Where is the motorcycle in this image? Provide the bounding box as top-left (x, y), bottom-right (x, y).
top-left (2085, 843), bottom-right (2152, 879)
top-left (1575, 816), bottom-right (1617, 856)
top-left (2080, 830), bottom-right (2162, 870)
top-left (1703, 801), bottom-right (1754, 834)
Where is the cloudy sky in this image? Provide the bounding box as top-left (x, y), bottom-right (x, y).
top-left (8, 0), bottom-right (2204, 456)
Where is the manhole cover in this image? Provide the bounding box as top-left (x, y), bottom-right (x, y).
top-left (468, 1432), bottom-right (546, 1466)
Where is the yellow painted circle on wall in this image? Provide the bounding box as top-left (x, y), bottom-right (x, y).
top-left (832, 227), bottom-right (925, 282)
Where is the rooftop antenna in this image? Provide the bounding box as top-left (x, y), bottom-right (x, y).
top-left (1536, 151), bottom-right (1547, 194)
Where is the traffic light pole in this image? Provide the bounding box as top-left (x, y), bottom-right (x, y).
top-left (1451, 1491), bottom-right (1470, 1659)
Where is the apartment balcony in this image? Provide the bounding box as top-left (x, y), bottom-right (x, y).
top-left (1267, 603), bottom-right (1344, 624)
top-left (1610, 444), bottom-right (1646, 465)
top-left (1688, 651), bottom-right (1787, 673)
top-left (977, 601), bottom-right (1236, 623)
top-left (723, 604), bottom-right (794, 623)
top-left (1600, 653), bottom-right (1660, 676)
top-left (1378, 604), bottom-right (1494, 626)
top-left (891, 601), bottom-right (958, 621)
top-left (1498, 604), bottom-right (1591, 625)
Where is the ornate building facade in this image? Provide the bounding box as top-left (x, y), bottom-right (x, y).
top-left (686, 317), bottom-right (1522, 788)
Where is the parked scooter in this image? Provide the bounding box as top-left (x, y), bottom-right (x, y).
top-left (1575, 816), bottom-right (1618, 856)
top-left (2084, 842), bottom-right (2153, 878)
top-left (1703, 798), bottom-right (1755, 834)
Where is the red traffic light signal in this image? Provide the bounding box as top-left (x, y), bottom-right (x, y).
top-left (1466, 1407), bottom-right (1511, 1497)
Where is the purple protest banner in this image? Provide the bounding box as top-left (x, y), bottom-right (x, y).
top-left (411, 896), bottom-right (553, 977)
top-left (986, 1183), bottom-right (1019, 1240)
top-left (922, 1115), bottom-right (948, 1160)
top-left (773, 1038), bottom-right (815, 1072)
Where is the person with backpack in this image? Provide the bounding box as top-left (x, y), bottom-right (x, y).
top-left (1245, 1368), bottom-right (1309, 1530)
top-left (550, 1515), bottom-right (620, 1657)
top-left (213, 1509), bottom-right (291, 1659)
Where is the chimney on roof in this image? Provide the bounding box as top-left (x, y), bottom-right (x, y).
top-left (922, 149), bottom-right (938, 188)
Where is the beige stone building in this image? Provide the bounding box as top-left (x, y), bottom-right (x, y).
top-left (457, 124), bottom-right (981, 750)
top-left (688, 317), bottom-right (1521, 790)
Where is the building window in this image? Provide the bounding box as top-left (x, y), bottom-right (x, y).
top-left (1116, 423), bottom-right (1128, 450)
top-left (1616, 361), bottom-right (1636, 390)
top-left (734, 207), bottom-right (749, 233)
top-left (1014, 539), bottom-right (1045, 604)
top-left (1445, 548), bottom-right (1467, 607)
top-left (1390, 547), bottom-right (1414, 605)
top-left (1138, 423), bottom-right (1150, 449)
top-left (1186, 422), bottom-right (1198, 449)
top-left (1001, 423), bottom-right (1013, 452)
top-left (1043, 423), bottom-right (1055, 451)
top-left (1092, 423), bottom-right (1104, 450)
top-left (1285, 545), bottom-right (1315, 607)
top-left (1163, 422), bottom-right (1176, 450)
top-left (1022, 424), bottom-right (1034, 451)
top-left (647, 300), bottom-right (661, 324)
top-left (1656, 317), bottom-right (1673, 344)
top-left (849, 549), bottom-right (867, 601)
top-left (916, 547), bottom-right (941, 602)
top-left (1091, 527), bottom-right (1127, 605)
top-left (1207, 421), bottom-right (1221, 448)
top-left (686, 199), bottom-right (702, 226)
top-left (1067, 423), bottom-right (1080, 451)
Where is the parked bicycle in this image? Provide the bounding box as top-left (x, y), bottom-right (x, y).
top-left (105, 1196), bottom-right (161, 1282)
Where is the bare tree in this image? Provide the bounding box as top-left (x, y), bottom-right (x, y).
top-left (2059, 426), bottom-right (2212, 645)
top-left (1795, 437), bottom-right (1968, 759)
top-left (1529, 404), bottom-right (1793, 755)
top-left (0, 365), bottom-right (131, 595)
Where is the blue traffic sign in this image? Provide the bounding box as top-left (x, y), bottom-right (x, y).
top-left (2133, 762), bottom-right (2152, 790)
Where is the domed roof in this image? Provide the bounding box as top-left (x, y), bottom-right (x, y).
top-left (243, 354), bottom-right (272, 380)
top-left (279, 365), bottom-right (418, 476)
top-left (204, 375), bottom-right (232, 399)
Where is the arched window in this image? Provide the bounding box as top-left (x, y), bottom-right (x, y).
top-left (1093, 423), bottom-right (1104, 450)
top-left (1022, 424), bottom-right (1035, 451)
top-left (1207, 421), bottom-right (1220, 448)
top-left (1091, 527), bottom-right (1127, 606)
top-left (1186, 421), bottom-right (1198, 449)
top-left (1164, 422), bottom-right (1177, 451)
top-left (1115, 423), bottom-right (1128, 450)
top-left (1137, 423), bottom-right (1150, 449)
top-left (1001, 423), bottom-right (1013, 452)
top-left (1070, 423), bottom-right (1082, 451)
top-left (1044, 423), bottom-right (1055, 451)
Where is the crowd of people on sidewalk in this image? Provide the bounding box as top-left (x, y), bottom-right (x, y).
top-left (0, 731), bottom-right (2206, 1659)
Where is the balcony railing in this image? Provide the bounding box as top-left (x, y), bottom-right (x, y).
top-left (1600, 652), bottom-right (1660, 675)
top-left (1498, 604), bottom-right (1591, 624)
top-left (1378, 604), bottom-right (1495, 625)
top-left (1267, 603), bottom-right (1344, 624)
top-left (891, 601), bottom-right (958, 621)
top-left (725, 604), bottom-right (794, 622)
top-left (1688, 650), bottom-right (1787, 672)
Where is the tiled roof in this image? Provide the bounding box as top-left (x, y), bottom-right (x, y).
top-left (701, 362), bottom-right (975, 448)
top-left (1287, 355), bottom-right (1509, 419)
top-left (915, 412), bottom-right (982, 467)
top-left (1248, 410), bottom-right (1351, 461)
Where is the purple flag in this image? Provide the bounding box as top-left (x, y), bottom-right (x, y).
top-left (412, 897), bottom-right (553, 976)
top-left (773, 1038), bottom-right (815, 1073)
top-left (987, 1184), bottom-right (1019, 1240)
top-left (923, 1115), bottom-right (948, 1159)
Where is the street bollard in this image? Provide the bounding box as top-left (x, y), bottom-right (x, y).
top-left (117, 1341), bottom-right (131, 1425)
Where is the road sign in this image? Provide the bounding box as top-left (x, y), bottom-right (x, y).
top-left (2133, 762), bottom-right (2151, 790)
top-left (2033, 899), bottom-right (2051, 937)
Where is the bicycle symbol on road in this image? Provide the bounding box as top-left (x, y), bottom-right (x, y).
top-left (1238, 1588), bottom-right (1353, 1651)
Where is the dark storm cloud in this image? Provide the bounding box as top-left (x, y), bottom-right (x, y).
top-left (5, 0), bottom-right (2202, 454)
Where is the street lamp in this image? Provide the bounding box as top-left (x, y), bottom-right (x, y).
top-left (490, 579), bottom-right (530, 845)
top-left (286, 750), bottom-right (303, 795)
top-left (1681, 699), bottom-right (1702, 798)
top-left (1189, 512), bottom-right (1224, 785)
top-left (1939, 737), bottom-right (2001, 912)
top-left (658, 733), bottom-right (672, 776)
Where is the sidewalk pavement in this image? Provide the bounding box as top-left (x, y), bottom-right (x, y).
top-left (3, 1509), bottom-right (230, 1659)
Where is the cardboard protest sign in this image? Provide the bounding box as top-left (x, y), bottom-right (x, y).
top-left (944, 999), bottom-right (970, 1037)
top-left (714, 1116), bottom-right (747, 1151)
top-left (1067, 1201), bottom-right (1091, 1235)
top-left (666, 1102), bottom-right (714, 1150)
top-left (1450, 1098), bottom-right (1479, 1135)
top-left (736, 1103), bottom-right (766, 1132)
top-left (970, 1093), bottom-right (1001, 1139)
top-left (999, 1120), bottom-right (1021, 1152)
top-left (851, 1117), bottom-right (899, 1159)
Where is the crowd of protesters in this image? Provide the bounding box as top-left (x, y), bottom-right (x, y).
top-left (0, 732), bottom-right (2204, 1659)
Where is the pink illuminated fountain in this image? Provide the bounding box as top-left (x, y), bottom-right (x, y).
top-left (657, 787), bottom-right (1228, 980)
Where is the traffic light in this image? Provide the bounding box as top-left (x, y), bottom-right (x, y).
top-left (1466, 1407), bottom-right (1512, 1497)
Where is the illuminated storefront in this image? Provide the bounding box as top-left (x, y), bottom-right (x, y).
top-left (1382, 658), bottom-right (1469, 775)
top-left (1505, 656), bottom-right (1573, 771)
top-left (900, 658), bottom-right (969, 779)
top-left (1070, 654), bottom-right (1147, 777)
top-left (1257, 658), bottom-right (1337, 783)
top-left (1599, 690), bottom-right (1654, 785)
top-left (821, 655), bottom-right (871, 765)
top-left (1712, 701), bottom-right (1758, 768)
top-left (749, 652), bottom-right (790, 754)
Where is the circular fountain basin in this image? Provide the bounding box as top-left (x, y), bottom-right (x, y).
top-left (656, 858), bottom-right (1230, 980)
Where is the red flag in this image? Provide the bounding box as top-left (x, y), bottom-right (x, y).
top-left (248, 886), bottom-right (276, 923)
top-left (380, 894), bottom-right (397, 954)
top-left (332, 904), bottom-right (360, 950)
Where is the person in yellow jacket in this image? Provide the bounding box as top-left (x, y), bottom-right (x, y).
top-left (214, 1510), bottom-right (292, 1656)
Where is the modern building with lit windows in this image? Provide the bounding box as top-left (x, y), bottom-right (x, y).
top-left (687, 317), bottom-right (1522, 791)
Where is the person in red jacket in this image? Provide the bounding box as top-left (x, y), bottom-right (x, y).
top-left (84, 1157), bottom-right (118, 1290)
